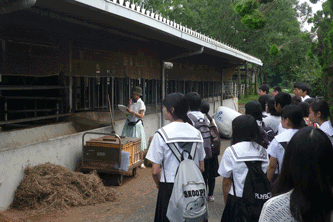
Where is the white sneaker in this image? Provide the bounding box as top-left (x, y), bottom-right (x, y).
top-left (207, 196), bottom-right (215, 202)
top-left (140, 163), bottom-right (146, 169)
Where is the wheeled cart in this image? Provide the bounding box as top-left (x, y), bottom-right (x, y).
top-left (79, 132), bottom-right (144, 185)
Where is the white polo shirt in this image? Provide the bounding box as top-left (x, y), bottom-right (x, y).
top-left (267, 129), bottom-right (298, 173)
top-left (146, 122), bottom-right (205, 183)
top-left (218, 141), bottom-right (269, 197)
top-left (127, 98), bottom-right (146, 122)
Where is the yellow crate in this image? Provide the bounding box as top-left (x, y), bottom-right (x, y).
top-left (86, 136), bottom-right (141, 166)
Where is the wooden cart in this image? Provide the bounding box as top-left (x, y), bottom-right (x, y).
top-left (79, 132), bottom-right (144, 185)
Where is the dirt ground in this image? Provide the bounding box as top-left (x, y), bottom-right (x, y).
top-left (2, 139), bottom-right (231, 222)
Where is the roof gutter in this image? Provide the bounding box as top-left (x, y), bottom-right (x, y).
top-left (0, 0), bottom-right (36, 14)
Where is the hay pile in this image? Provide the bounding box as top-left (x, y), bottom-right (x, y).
top-left (11, 162), bottom-right (118, 211)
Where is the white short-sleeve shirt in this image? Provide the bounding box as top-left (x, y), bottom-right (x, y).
top-left (267, 129), bottom-right (298, 173)
top-left (301, 95), bottom-right (311, 102)
top-left (128, 98), bottom-right (146, 122)
top-left (263, 115), bottom-right (281, 134)
top-left (187, 111), bottom-right (210, 126)
top-left (218, 141), bottom-right (269, 197)
top-left (319, 121), bottom-right (333, 137)
top-left (145, 122), bottom-right (205, 183)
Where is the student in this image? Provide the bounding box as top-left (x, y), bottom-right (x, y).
top-left (272, 86), bottom-right (282, 97)
top-left (259, 127), bottom-right (333, 222)
top-left (263, 97), bottom-right (281, 134)
top-left (309, 99), bottom-right (333, 137)
top-left (145, 92), bottom-right (205, 222)
top-left (200, 101), bottom-right (220, 202)
top-left (275, 92), bottom-right (292, 134)
top-left (259, 84), bottom-right (270, 96)
top-left (122, 86), bottom-right (147, 168)
top-left (258, 95), bottom-right (272, 118)
top-left (245, 100), bottom-right (264, 127)
top-left (299, 83), bottom-right (311, 102)
top-left (299, 102), bottom-right (310, 126)
top-left (219, 115), bottom-right (269, 222)
top-left (293, 82), bottom-right (302, 96)
top-left (291, 95), bottom-right (302, 105)
top-left (185, 92), bottom-right (212, 159)
top-left (266, 105), bottom-right (304, 183)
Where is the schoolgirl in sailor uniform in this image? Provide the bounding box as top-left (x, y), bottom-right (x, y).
top-left (266, 105), bottom-right (304, 183)
top-left (309, 99), bottom-right (333, 138)
top-left (145, 92), bottom-right (206, 222)
top-left (121, 86), bottom-right (147, 168)
top-left (219, 115), bottom-right (269, 222)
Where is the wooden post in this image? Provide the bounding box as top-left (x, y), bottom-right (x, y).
top-left (161, 61), bottom-right (165, 127)
top-left (238, 66), bottom-right (241, 100)
top-left (254, 66), bottom-right (258, 95)
top-left (245, 63), bottom-right (248, 98)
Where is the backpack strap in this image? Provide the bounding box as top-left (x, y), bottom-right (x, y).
top-left (187, 113), bottom-right (197, 126)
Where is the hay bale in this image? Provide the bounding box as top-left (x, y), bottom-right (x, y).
top-left (11, 162), bottom-right (118, 211)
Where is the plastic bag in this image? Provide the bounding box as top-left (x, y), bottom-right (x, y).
top-left (213, 106), bottom-right (241, 138)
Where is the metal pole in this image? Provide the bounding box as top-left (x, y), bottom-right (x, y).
top-left (221, 69), bottom-right (223, 106)
top-left (245, 63), bottom-right (248, 98)
top-left (161, 61), bottom-right (165, 127)
top-left (238, 66), bottom-right (241, 100)
top-left (155, 79), bottom-right (158, 114)
top-left (111, 77), bottom-right (114, 119)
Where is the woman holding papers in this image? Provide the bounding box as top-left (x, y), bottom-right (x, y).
top-left (121, 86), bottom-right (147, 168)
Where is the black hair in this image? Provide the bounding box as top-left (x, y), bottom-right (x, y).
top-left (267, 97), bottom-right (280, 116)
top-left (163, 92), bottom-right (191, 124)
top-left (281, 105), bottom-right (305, 129)
top-left (259, 84), bottom-right (269, 94)
top-left (200, 101), bottom-right (213, 123)
top-left (231, 115), bottom-right (262, 146)
top-left (293, 82), bottom-right (302, 89)
top-left (258, 95), bottom-right (272, 112)
top-left (300, 83), bottom-right (311, 95)
top-left (275, 92), bottom-right (291, 109)
top-left (310, 100), bottom-right (333, 125)
top-left (273, 86), bottom-right (282, 93)
top-left (185, 92), bottom-right (201, 111)
top-left (273, 127), bottom-right (333, 222)
top-left (304, 98), bottom-right (314, 105)
top-left (299, 102), bottom-right (310, 118)
top-left (291, 95), bottom-right (302, 105)
top-left (245, 100), bottom-right (263, 121)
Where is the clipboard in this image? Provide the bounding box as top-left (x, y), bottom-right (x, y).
top-left (118, 104), bottom-right (133, 116)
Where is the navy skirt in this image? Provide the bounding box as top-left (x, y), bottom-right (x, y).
top-left (154, 182), bottom-right (174, 222)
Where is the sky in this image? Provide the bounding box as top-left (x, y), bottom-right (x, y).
top-left (299, 0), bottom-right (323, 32)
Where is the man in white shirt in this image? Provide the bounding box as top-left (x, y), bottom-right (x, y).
top-left (274, 92), bottom-right (291, 135)
top-left (267, 105), bottom-right (303, 183)
top-left (299, 83), bottom-right (311, 102)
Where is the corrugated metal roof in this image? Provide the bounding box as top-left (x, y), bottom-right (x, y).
top-left (69, 0), bottom-right (263, 66)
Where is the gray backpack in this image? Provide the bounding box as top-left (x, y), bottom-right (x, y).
top-left (164, 141), bottom-right (209, 222)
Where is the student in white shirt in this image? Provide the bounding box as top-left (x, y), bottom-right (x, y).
top-left (219, 115), bottom-right (269, 222)
top-left (299, 83), bottom-right (311, 102)
top-left (266, 105), bottom-right (304, 183)
top-left (263, 97), bottom-right (281, 134)
top-left (258, 95), bottom-right (272, 118)
top-left (274, 92), bottom-right (292, 135)
top-left (121, 86), bottom-right (147, 168)
top-left (309, 99), bottom-right (333, 137)
top-left (259, 127), bottom-right (333, 222)
top-left (145, 92), bottom-right (205, 222)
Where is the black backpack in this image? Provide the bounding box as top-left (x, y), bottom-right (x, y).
top-left (232, 161), bottom-right (272, 221)
top-left (188, 113), bottom-right (212, 159)
top-left (259, 122), bottom-right (275, 148)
